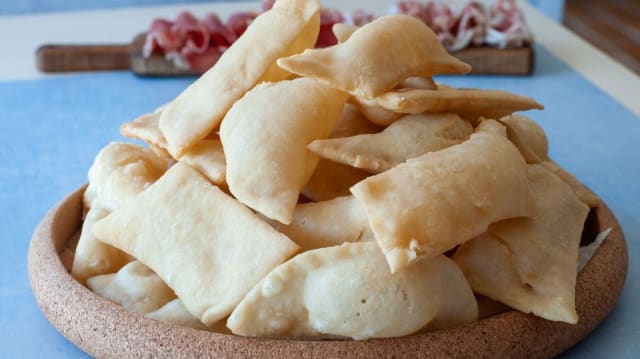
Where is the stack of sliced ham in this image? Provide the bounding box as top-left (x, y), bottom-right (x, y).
top-left (144, 0), bottom-right (531, 73)
top-left (394, 0), bottom-right (532, 51)
top-left (143, 10), bottom-right (257, 72)
top-left (485, 0), bottom-right (533, 49)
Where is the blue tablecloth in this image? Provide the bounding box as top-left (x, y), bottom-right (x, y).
top-left (1, 19), bottom-right (638, 359)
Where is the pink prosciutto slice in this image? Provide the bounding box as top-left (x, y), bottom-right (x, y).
top-left (173, 12), bottom-right (210, 56)
top-left (143, 18), bottom-right (183, 57)
top-left (316, 8), bottom-right (345, 48)
top-left (143, 0), bottom-right (532, 73)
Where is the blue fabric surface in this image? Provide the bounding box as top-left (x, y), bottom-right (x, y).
top-left (0, 44), bottom-right (638, 357)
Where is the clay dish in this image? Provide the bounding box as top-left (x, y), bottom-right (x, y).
top-left (28, 186), bottom-right (628, 358)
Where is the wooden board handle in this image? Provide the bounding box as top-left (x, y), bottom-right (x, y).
top-left (36, 44), bottom-right (133, 73)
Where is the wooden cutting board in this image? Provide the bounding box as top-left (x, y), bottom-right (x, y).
top-left (36, 34), bottom-right (198, 76)
top-left (36, 33), bottom-right (534, 76)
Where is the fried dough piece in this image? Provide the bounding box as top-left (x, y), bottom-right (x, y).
top-left (272, 196), bottom-right (373, 251)
top-left (278, 15), bottom-right (470, 99)
top-left (351, 120), bottom-right (535, 272)
top-left (87, 260), bottom-right (176, 314)
top-left (499, 114), bottom-right (549, 163)
top-left (302, 104), bottom-right (378, 201)
top-left (398, 77), bottom-right (437, 90)
top-left (121, 108), bottom-right (228, 183)
top-left (331, 21), bottom-right (438, 95)
top-left (146, 299), bottom-right (210, 331)
top-left (83, 142), bottom-right (171, 211)
top-left (373, 85), bottom-right (543, 122)
top-left (541, 161), bottom-right (600, 208)
top-left (327, 24), bottom-right (439, 127)
top-left (328, 103), bottom-right (382, 137)
top-left (332, 23), bottom-right (358, 43)
top-left (309, 113), bottom-right (473, 173)
top-left (73, 143), bottom-right (171, 283)
top-left (350, 96), bottom-right (404, 126)
top-left (220, 78), bottom-right (347, 224)
top-left (179, 139), bottom-right (226, 186)
top-left (72, 207), bottom-right (127, 284)
top-left (332, 18), bottom-right (439, 127)
top-left (453, 164), bottom-right (589, 323)
top-left (498, 114), bottom-right (599, 207)
top-left (350, 78), bottom-right (438, 126)
top-left (93, 163), bottom-right (299, 326)
top-left (227, 242), bottom-right (477, 339)
top-left (159, 0), bottom-right (321, 157)
top-left (301, 160), bottom-right (369, 201)
top-left (122, 108), bottom-right (227, 187)
top-left (120, 105), bottom-right (170, 158)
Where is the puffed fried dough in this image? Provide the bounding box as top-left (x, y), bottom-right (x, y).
top-left (278, 15), bottom-right (470, 99)
top-left (220, 78), bottom-right (347, 224)
top-left (272, 196), bottom-right (374, 251)
top-left (498, 115), bottom-right (599, 207)
top-left (333, 19), bottom-right (438, 127)
top-left (541, 161), bottom-right (600, 208)
top-left (332, 23), bottom-right (358, 43)
top-left (350, 120), bottom-right (535, 272)
top-left (331, 22), bottom-right (438, 94)
top-left (73, 143), bottom-right (170, 283)
top-left (302, 104), bottom-right (378, 201)
top-left (350, 78), bottom-right (438, 126)
top-left (331, 22), bottom-right (438, 126)
top-left (83, 142), bottom-right (171, 211)
top-left (350, 96), bottom-right (404, 126)
top-left (122, 109), bottom-right (227, 186)
top-left (227, 242), bottom-right (477, 339)
top-left (373, 85), bottom-right (543, 121)
top-left (302, 160), bottom-right (369, 201)
top-left (309, 113), bottom-right (473, 173)
top-left (87, 260), bottom-right (176, 314)
top-left (397, 76), bottom-right (437, 90)
top-left (147, 299), bottom-right (210, 331)
top-left (179, 139), bottom-right (226, 186)
top-left (120, 105), bottom-right (171, 158)
top-left (453, 164), bottom-right (589, 323)
top-left (328, 103), bottom-right (382, 137)
top-left (159, 0), bottom-right (321, 158)
top-left (72, 207), bottom-right (130, 284)
top-left (499, 114), bottom-right (549, 163)
top-left (93, 163), bottom-right (299, 326)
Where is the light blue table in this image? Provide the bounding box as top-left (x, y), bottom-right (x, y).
top-left (1, 1), bottom-right (638, 358)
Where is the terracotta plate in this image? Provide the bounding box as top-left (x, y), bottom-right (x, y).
top-left (28, 186), bottom-right (628, 358)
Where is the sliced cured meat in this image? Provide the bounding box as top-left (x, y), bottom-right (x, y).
top-left (202, 13), bottom-right (236, 48)
top-left (143, 0), bottom-right (532, 72)
top-left (173, 12), bottom-right (210, 56)
top-left (226, 12), bottom-right (258, 39)
top-left (316, 8), bottom-right (345, 48)
top-left (143, 18), bottom-right (183, 57)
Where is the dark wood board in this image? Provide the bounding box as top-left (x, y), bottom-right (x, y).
top-left (36, 34), bottom-right (534, 76)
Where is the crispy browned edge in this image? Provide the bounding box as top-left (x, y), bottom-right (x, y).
top-left (28, 185), bottom-right (627, 359)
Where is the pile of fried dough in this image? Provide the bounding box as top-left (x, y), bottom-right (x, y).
top-left (71, 0), bottom-right (601, 340)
